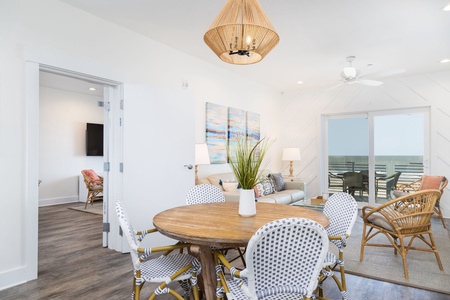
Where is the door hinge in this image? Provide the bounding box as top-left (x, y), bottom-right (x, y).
top-left (120, 99), bottom-right (124, 110)
top-left (103, 222), bottom-right (110, 233)
top-left (98, 101), bottom-right (111, 111)
top-left (104, 162), bottom-right (110, 172)
top-left (120, 162), bottom-right (124, 173)
top-left (119, 226), bottom-right (123, 237)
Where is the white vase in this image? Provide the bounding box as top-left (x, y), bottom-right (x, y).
top-left (239, 189), bottom-right (256, 217)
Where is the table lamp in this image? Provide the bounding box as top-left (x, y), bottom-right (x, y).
top-left (282, 148), bottom-right (301, 177)
top-left (195, 143), bottom-right (211, 184)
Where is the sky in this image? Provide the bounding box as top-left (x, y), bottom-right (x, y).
top-left (328, 114), bottom-right (424, 156)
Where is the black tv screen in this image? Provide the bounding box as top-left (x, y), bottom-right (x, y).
top-left (86, 123), bottom-right (103, 156)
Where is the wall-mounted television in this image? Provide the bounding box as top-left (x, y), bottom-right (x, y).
top-left (86, 123), bottom-right (103, 156)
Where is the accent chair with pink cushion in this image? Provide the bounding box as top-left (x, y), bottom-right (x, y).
top-left (81, 169), bottom-right (103, 209)
top-left (394, 175), bottom-right (448, 228)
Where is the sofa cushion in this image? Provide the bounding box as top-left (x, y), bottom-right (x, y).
top-left (260, 178), bottom-right (275, 196)
top-left (268, 172), bottom-right (285, 191)
top-left (222, 181), bottom-right (239, 192)
top-left (207, 173), bottom-right (237, 190)
top-left (254, 183), bottom-right (264, 197)
top-left (262, 192), bottom-right (292, 204)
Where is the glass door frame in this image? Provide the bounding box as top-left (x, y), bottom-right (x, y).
top-left (321, 107), bottom-right (430, 207)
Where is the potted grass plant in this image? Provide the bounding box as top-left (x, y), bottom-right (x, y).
top-left (228, 137), bottom-right (270, 216)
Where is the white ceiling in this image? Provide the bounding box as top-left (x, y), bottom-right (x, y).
top-left (58, 0), bottom-right (450, 93)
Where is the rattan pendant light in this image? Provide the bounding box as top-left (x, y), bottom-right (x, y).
top-left (204, 0), bottom-right (280, 65)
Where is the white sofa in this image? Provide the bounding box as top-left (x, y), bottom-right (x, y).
top-left (198, 172), bottom-right (306, 205)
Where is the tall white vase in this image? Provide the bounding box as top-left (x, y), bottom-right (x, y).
top-left (239, 189), bottom-right (256, 217)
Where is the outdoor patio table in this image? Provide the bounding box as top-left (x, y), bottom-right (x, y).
top-left (153, 201), bottom-right (329, 300)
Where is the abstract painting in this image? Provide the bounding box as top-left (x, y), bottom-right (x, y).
top-left (246, 111), bottom-right (260, 143)
top-left (227, 107), bottom-right (246, 162)
top-left (205, 102), bottom-right (228, 164)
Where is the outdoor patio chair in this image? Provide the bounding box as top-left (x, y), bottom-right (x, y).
top-left (318, 192), bottom-right (358, 300)
top-left (343, 172), bottom-right (367, 197)
top-left (360, 189), bottom-right (443, 279)
top-left (81, 169), bottom-right (103, 209)
top-left (375, 171), bottom-right (402, 199)
top-left (394, 175), bottom-right (448, 228)
top-left (213, 218), bottom-right (329, 300)
top-left (115, 200), bottom-right (201, 300)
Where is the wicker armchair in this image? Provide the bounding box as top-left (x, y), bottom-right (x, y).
top-left (394, 175), bottom-right (448, 228)
top-left (81, 169), bottom-right (103, 209)
top-left (213, 218), bottom-right (329, 300)
top-left (318, 192), bottom-right (358, 300)
top-left (115, 201), bottom-right (201, 300)
top-left (360, 189), bottom-right (443, 279)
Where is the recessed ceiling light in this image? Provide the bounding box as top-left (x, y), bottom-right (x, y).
top-left (440, 58), bottom-right (450, 63)
top-left (89, 87), bottom-right (96, 91)
top-left (443, 4), bottom-right (450, 11)
top-left (297, 81), bottom-right (303, 84)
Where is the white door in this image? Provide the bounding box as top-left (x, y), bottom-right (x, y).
top-left (112, 84), bottom-right (195, 251)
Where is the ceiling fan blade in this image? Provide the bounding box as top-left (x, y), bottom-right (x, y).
top-left (326, 82), bottom-right (344, 91)
top-left (360, 69), bottom-right (406, 79)
top-left (357, 79), bottom-right (384, 86)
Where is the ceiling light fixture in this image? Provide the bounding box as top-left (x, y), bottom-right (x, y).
top-left (89, 87), bottom-right (96, 91)
top-left (297, 81), bottom-right (303, 84)
top-left (443, 4), bottom-right (450, 11)
top-left (204, 0), bottom-right (280, 65)
top-left (440, 58), bottom-right (450, 63)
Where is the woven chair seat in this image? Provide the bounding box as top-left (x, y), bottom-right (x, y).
top-left (115, 201), bottom-right (201, 300)
top-left (140, 253), bottom-right (198, 282)
top-left (323, 252), bottom-right (338, 268)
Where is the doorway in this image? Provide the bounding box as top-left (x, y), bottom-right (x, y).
top-left (37, 65), bottom-right (122, 248)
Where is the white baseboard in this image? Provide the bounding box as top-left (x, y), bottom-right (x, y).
top-left (0, 266), bottom-right (30, 291)
top-left (39, 196), bottom-right (79, 207)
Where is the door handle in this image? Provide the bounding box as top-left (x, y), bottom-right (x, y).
top-left (184, 164), bottom-right (193, 170)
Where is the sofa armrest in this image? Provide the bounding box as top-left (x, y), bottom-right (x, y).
top-left (284, 179), bottom-right (306, 200)
top-left (284, 179), bottom-right (304, 191)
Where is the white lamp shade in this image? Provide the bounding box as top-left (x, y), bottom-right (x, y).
top-left (282, 148), bottom-right (301, 161)
top-left (195, 143), bottom-right (211, 165)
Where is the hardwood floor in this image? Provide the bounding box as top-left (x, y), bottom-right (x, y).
top-left (0, 203), bottom-right (448, 299)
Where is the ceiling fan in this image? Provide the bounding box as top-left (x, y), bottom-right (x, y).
top-left (328, 56), bottom-right (384, 90)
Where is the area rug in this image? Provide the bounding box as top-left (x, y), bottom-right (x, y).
top-left (342, 215), bottom-right (450, 295)
top-left (68, 201), bottom-right (103, 216)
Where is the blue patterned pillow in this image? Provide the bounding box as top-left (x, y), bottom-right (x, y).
top-left (268, 173), bottom-right (285, 191)
top-left (260, 178), bottom-right (275, 196)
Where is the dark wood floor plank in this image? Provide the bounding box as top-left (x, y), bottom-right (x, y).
top-left (0, 203), bottom-right (448, 299)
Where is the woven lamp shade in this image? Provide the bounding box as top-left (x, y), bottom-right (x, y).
top-left (204, 0), bottom-right (279, 65)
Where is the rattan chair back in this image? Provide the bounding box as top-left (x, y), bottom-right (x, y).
top-left (186, 184), bottom-right (225, 205)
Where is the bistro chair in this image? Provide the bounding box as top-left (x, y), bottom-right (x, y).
top-left (214, 218), bottom-right (329, 300)
top-left (81, 169), bottom-right (103, 209)
top-left (185, 183), bottom-right (225, 204)
top-left (185, 184), bottom-right (246, 266)
top-left (394, 175), bottom-right (448, 228)
top-left (360, 189), bottom-right (443, 279)
top-left (318, 192), bottom-right (358, 300)
top-left (115, 200), bottom-right (201, 300)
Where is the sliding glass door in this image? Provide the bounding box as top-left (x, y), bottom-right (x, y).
top-left (325, 108), bottom-right (429, 206)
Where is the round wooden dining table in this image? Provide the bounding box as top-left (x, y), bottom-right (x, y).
top-left (153, 201), bottom-right (329, 300)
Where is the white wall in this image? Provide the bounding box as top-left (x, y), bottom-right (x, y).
top-left (39, 86), bottom-right (103, 206)
top-left (0, 0), bottom-right (282, 290)
top-left (281, 71), bottom-right (450, 216)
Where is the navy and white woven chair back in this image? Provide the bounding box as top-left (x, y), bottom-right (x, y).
top-left (245, 218), bottom-right (329, 299)
top-left (186, 184), bottom-right (225, 205)
top-left (115, 200), bottom-right (141, 270)
top-left (323, 192), bottom-right (358, 249)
